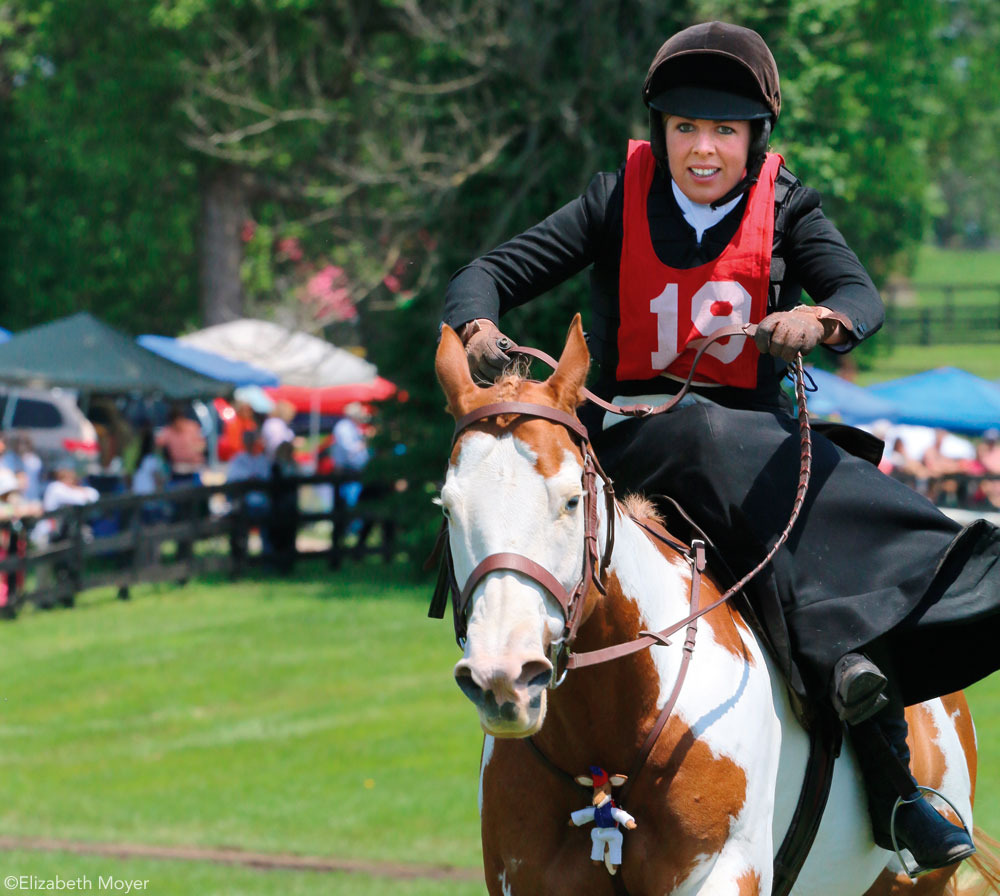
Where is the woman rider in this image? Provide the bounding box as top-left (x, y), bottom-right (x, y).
top-left (442, 21), bottom-right (1000, 871)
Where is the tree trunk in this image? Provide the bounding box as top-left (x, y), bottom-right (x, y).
top-left (199, 166), bottom-right (248, 325)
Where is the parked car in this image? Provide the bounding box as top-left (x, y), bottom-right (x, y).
top-left (0, 386), bottom-right (98, 466)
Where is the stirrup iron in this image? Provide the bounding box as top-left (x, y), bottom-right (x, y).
top-left (889, 785), bottom-right (973, 879)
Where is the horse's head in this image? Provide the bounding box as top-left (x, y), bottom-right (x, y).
top-left (435, 315), bottom-right (591, 737)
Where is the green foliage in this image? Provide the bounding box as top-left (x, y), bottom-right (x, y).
top-left (2, 0), bottom-right (997, 487)
top-left (925, 0), bottom-right (1000, 247)
top-left (714, 0), bottom-right (946, 285)
top-left (0, 0), bottom-right (200, 334)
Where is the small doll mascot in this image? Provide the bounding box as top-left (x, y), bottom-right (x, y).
top-left (569, 766), bottom-right (637, 875)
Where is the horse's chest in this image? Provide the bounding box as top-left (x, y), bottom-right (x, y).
top-left (480, 739), bottom-right (733, 896)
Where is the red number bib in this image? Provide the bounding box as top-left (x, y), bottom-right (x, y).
top-left (617, 141), bottom-right (781, 388)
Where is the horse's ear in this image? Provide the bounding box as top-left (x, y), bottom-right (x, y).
top-left (435, 325), bottom-right (478, 418)
top-left (609, 774), bottom-right (627, 787)
top-left (575, 774), bottom-right (594, 787)
top-left (547, 314), bottom-right (590, 412)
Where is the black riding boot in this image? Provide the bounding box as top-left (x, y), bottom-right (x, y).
top-left (849, 694), bottom-right (976, 871)
top-left (830, 652), bottom-right (889, 725)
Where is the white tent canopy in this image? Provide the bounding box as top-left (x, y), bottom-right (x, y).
top-left (179, 318), bottom-right (377, 388)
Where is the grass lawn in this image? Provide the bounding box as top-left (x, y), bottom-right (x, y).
top-left (856, 342), bottom-right (1000, 383)
top-left (0, 563), bottom-right (488, 895)
top-left (912, 246), bottom-right (1000, 289)
top-left (0, 561), bottom-right (997, 894)
top-left (853, 245), bottom-right (1000, 382)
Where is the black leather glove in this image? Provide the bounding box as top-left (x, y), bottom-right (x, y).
top-left (459, 319), bottom-right (513, 382)
top-left (754, 308), bottom-right (830, 362)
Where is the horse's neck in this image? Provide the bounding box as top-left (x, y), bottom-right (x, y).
top-left (605, 507), bottom-right (694, 630)
top-left (533, 497), bottom-right (704, 771)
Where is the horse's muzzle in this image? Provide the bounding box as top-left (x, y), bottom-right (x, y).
top-left (454, 656), bottom-right (552, 735)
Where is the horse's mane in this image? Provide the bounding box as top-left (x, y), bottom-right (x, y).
top-left (621, 494), bottom-right (665, 527)
top-left (492, 367), bottom-right (529, 401)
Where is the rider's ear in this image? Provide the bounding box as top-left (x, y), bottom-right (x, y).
top-left (436, 325), bottom-right (477, 417)
top-left (548, 313), bottom-right (590, 412)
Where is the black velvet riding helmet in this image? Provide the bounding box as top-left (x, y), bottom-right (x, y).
top-left (642, 22), bottom-right (781, 207)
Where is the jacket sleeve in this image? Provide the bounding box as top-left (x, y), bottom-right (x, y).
top-left (441, 172), bottom-right (618, 331)
top-left (781, 185), bottom-right (885, 350)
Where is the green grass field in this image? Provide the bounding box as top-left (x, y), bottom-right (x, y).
top-left (0, 563), bottom-right (997, 894)
top-left (0, 565), bottom-right (487, 895)
top-left (912, 246), bottom-right (1000, 291)
top-left (853, 245), bottom-right (1000, 382)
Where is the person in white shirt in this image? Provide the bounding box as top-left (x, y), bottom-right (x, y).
top-left (261, 401), bottom-right (297, 460)
top-left (43, 467), bottom-right (99, 513)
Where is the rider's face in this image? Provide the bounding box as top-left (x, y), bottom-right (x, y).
top-left (664, 116), bottom-right (752, 205)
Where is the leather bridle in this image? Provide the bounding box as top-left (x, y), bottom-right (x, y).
top-left (429, 324), bottom-right (814, 691)
top-left (429, 399), bottom-right (618, 682)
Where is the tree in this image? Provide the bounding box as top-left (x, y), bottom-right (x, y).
top-left (0, 0), bottom-right (201, 334)
top-left (924, 0), bottom-right (1000, 247)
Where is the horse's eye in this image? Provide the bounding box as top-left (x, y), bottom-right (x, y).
top-left (565, 495), bottom-right (581, 512)
top-left (434, 495), bottom-right (452, 519)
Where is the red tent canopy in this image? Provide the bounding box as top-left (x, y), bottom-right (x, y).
top-left (264, 376), bottom-right (397, 415)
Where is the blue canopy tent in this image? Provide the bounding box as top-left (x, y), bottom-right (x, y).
top-left (137, 334), bottom-right (279, 387)
top-left (867, 367), bottom-right (1000, 435)
top-left (798, 367), bottom-right (898, 424)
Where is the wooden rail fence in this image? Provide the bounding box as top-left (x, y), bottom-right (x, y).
top-left (0, 474), bottom-right (397, 619)
top-left (881, 282), bottom-right (1000, 345)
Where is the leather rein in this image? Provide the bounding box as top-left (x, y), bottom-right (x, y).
top-left (429, 325), bottom-right (814, 793)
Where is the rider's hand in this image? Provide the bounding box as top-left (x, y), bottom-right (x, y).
top-left (754, 307), bottom-right (833, 362)
top-left (459, 319), bottom-right (513, 382)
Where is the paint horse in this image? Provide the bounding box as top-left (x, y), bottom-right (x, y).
top-left (434, 316), bottom-right (998, 896)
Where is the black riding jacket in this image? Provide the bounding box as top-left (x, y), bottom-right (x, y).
top-left (442, 160), bottom-right (884, 411)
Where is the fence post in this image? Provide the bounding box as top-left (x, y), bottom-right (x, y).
top-left (65, 505), bottom-right (85, 608)
top-left (330, 479), bottom-right (345, 570)
top-left (229, 488), bottom-right (249, 580)
top-left (920, 308), bottom-right (931, 346)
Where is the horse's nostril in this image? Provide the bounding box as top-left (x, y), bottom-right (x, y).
top-left (455, 667), bottom-right (485, 704)
top-left (520, 660), bottom-right (554, 691)
top-left (527, 670), bottom-right (551, 690)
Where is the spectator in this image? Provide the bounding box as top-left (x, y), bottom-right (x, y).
top-left (219, 396), bottom-right (263, 463)
top-left (0, 467), bottom-right (34, 613)
top-left (155, 403), bottom-right (206, 486)
top-left (981, 428), bottom-right (1000, 473)
top-left (131, 427), bottom-right (169, 523)
top-left (227, 430), bottom-right (271, 497)
top-left (43, 465), bottom-right (100, 514)
top-left (261, 400), bottom-right (297, 461)
top-left (332, 403), bottom-right (371, 513)
top-left (226, 430), bottom-right (271, 566)
top-left (921, 429), bottom-right (966, 505)
top-left (0, 466), bottom-right (41, 519)
top-left (879, 437), bottom-right (929, 492)
top-left (3, 433), bottom-right (44, 502)
top-left (976, 429), bottom-right (1000, 508)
